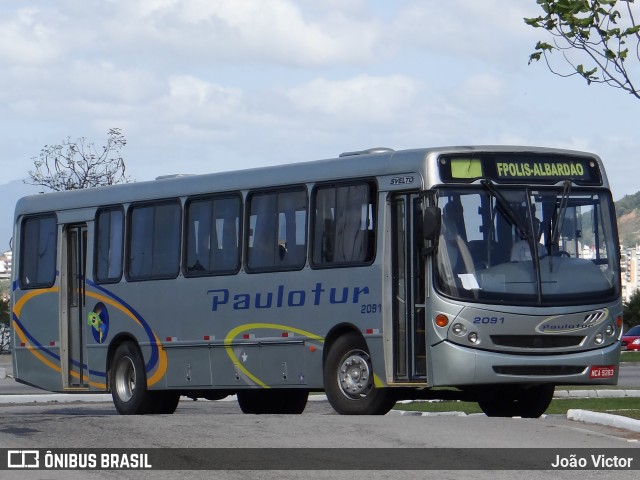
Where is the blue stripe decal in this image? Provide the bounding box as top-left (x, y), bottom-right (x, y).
top-left (86, 280), bottom-right (159, 372)
top-left (12, 314), bottom-right (61, 362)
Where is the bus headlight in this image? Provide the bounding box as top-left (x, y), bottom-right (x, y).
top-left (468, 332), bottom-right (480, 344)
top-left (604, 324), bottom-right (615, 337)
top-left (594, 333), bottom-right (604, 345)
top-left (452, 323), bottom-right (466, 336)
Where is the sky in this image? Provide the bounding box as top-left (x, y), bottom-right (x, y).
top-left (1, 0), bottom-right (639, 229)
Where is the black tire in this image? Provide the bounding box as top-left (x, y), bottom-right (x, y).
top-left (109, 342), bottom-right (154, 415)
top-left (150, 391), bottom-right (181, 415)
top-left (478, 384), bottom-right (554, 418)
top-left (477, 386), bottom-right (518, 417)
top-left (323, 332), bottom-right (396, 415)
top-left (237, 389), bottom-right (308, 414)
top-left (516, 384), bottom-right (555, 418)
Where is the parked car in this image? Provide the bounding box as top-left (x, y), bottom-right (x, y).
top-left (622, 325), bottom-right (640, 351)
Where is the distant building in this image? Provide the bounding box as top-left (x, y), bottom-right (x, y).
top-left (621, 245), bottom-right (640, 303)
top-left (0, 250), bottom-right (11, 280)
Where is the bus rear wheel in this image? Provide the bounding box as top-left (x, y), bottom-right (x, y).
top-left (150, 391), bottom-right (181, 414)
top-left (323, 332), bottom-right (396, 415)
top-left (477, 384), bottom-right (554, 418)
top-left (110, 342), bottom-right (154, 415)
top-left (237, 389), bottom-right (308, 414)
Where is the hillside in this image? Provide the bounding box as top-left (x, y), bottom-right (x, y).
top-left (617, 192), bottom-right (640, 248)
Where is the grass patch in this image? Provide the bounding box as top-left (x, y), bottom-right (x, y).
top-left (394, 397), bottom-right (640, 420)
top-left (621, 351), bottom-right (640, 362)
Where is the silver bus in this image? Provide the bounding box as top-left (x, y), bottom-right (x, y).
top-left (11, 146), bottom-right (622, 416)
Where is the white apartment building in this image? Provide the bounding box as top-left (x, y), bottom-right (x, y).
top-left (621, 245), bottom-right (640, 303)
top-left (0, 250), bottom-right (11, 280)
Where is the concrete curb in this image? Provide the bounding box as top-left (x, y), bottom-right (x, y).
top-left (567, 409), bottom-right (640, 433)
top-left (554, 389), bottom-right (640, 398)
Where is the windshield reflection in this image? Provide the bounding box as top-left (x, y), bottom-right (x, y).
top-left (434, 186), bottom-right (620, 306)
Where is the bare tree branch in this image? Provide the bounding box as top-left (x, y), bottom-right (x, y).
top-left (25, 128), bottom-right (132, 191)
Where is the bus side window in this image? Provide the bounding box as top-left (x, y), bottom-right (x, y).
top-left (312, 181), bottom-right (376, 267)
top-left (20, 214), bottom-right (57, 288)
top-left (185, 195), bottom-right (241, 276)
top-left (95, 208), bottom-right (124, 283)
top-left (247, 188), bottom-right (307, 272)
top-left (277, 190), bottom-right (307, 268)
top-left (128, 201), bottom-right (181, 280)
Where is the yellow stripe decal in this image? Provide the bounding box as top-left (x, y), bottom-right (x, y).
top-left (224, 323), bottom-right (324, 389)
top-left (85, 291), bottom-right (167, 387)
top-left (14, 287), bottom-right (167, 389)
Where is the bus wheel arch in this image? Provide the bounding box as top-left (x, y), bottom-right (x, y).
top-left (323, 323), bottom-right (362, 366)
top-left (323, 328), bottom-right (396, 415)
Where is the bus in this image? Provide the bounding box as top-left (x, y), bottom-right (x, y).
top-left (10, 146), bottom-right (622, 416)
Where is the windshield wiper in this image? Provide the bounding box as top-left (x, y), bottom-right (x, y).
top-left (549, 180), bottom-right (572, 271)
top-left (482, 179), bottom-right (544, 303)
top-left (551, 179), bottom-right (571, 246)
top-left (480, 179), bottom-right (531, 241)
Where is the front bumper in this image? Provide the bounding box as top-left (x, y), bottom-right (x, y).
top-left (429, 340), bottom-right (621, 386)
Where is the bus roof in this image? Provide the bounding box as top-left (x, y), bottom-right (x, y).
top-left (14, 145), bottom-right (604, 217)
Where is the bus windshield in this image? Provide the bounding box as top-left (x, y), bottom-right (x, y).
top-left (434, 185), bottom-right (620, 306)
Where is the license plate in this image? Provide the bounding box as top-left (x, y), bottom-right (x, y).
top-left (589, 366), bottom-right (616, 379)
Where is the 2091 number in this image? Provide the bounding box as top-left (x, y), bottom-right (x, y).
top-left (361, 304), bottom-right (382, 314)
top-left (473, 316), bottom-right (505, 324)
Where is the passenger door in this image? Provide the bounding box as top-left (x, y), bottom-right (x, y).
top-left (61, 223), bottom-right (89, 389)
top-left (390, 193), bottom-right (427, 382)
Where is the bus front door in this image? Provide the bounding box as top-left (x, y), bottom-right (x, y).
top-left (391, 193), bottom-right (427, 382)
top-left (61, 223), bottom-right (89, 389)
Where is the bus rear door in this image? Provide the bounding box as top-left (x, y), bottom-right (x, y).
top-left (61, 223), bottom-right (89, 389)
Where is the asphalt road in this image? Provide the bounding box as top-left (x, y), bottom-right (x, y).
top-left (0, 395), bottom-right (639, 480)
top-left (1, 353), bottom-right (640, 479)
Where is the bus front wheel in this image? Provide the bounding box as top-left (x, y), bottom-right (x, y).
top-left (323, 332), bottom-right (396, 415)
top-left (477, 384), bottom-right (554, 418)
top-left (110, 342), bottom-right (154, 415)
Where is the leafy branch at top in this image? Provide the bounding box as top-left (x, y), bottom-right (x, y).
top-left (525, 0), bottom-right (640, 99)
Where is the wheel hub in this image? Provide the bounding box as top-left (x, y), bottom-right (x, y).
top-left (114, 355), bottom-right (136, 402)
top-left (338, 352), bottom-right (372, 399)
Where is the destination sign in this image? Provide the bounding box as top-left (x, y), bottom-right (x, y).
top-left (495, 160), bottom-right (586, 179)
top-left (439, 153), bottom-right (602, 185)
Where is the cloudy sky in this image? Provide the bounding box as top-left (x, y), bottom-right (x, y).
top-left (1, 0), bottom-right (638, 201)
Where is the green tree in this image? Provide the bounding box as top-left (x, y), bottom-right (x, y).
top-left (623, 289), bottom-right (640, 329)
top-left (525, 0), bottom-right (640, 99)
top-left (0, 297), bottom-right (8, 327)
top-left (25, 128), bottom-right (131, 191)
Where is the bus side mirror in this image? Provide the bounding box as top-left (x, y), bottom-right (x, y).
top-left (423, 206), bottom-right (441, 240)
top-left (422, 207), bottom-right (441, 256)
